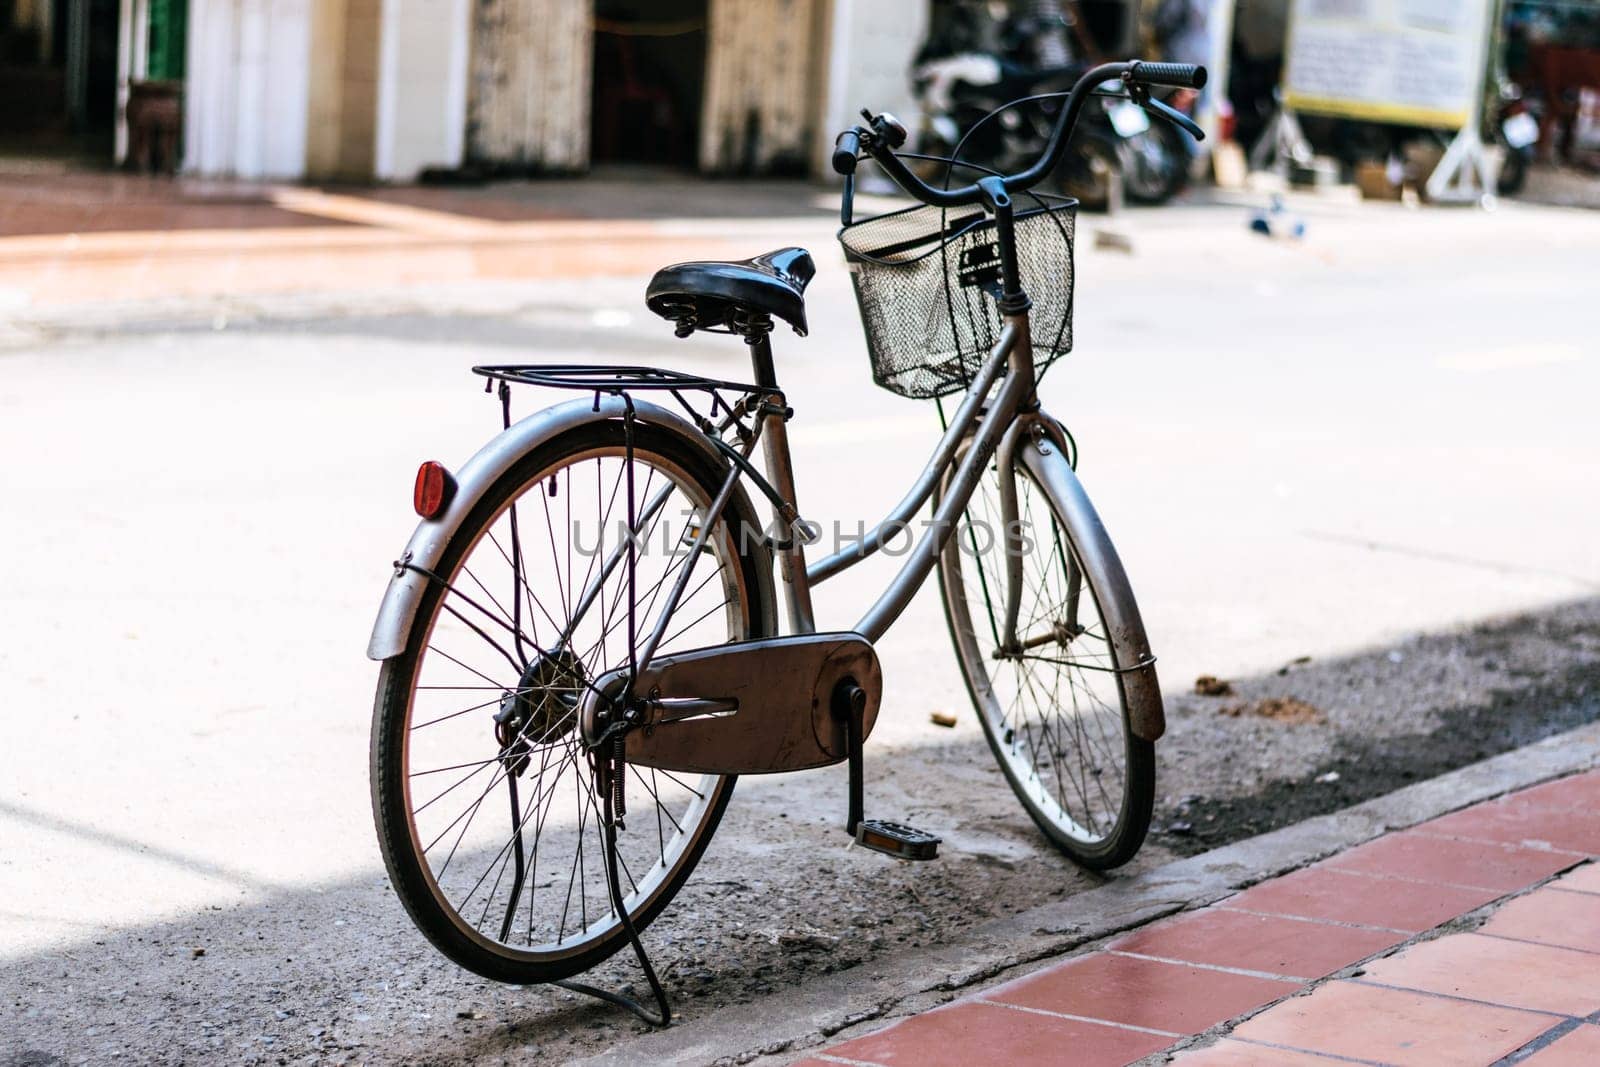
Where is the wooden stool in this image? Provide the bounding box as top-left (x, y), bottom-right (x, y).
top-left (127, 80), bottom-right (184, 174)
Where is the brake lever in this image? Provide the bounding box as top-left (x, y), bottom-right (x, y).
top-left (1141, 96), bottom-right (1205, 142)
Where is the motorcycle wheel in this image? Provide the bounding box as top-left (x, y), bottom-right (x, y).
top-left (1497, 149), bottom-right (1528, 196)
top-left (1119, 124), bottom-right (1190, 205)
top-left (1058, 133), bottom-right (1119, 213)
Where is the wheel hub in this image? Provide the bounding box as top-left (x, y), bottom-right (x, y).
top-left (494, 650), bottom-right (586, 775)
top-left (992, 619), bottom-right (1087, 660)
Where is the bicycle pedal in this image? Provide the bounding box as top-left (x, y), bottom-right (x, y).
top-left (854, 819), bottom-right (940, 861)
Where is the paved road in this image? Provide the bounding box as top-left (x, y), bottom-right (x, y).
top-left (2, 195), bottom-right (1597, 1064)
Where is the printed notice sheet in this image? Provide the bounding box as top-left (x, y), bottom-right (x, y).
top-left (1283, 0), bottom-right (1494, 127)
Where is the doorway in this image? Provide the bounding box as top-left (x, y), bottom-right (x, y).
top-left (589, 0), bottom-right (708, 168)
top-left (0, 0), bottom-right (121, 160)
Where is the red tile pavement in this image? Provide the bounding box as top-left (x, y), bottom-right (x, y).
top-left (1166, 1039), bottom-right (1351, 1065)
top-left (805, 771), bottom-right (1600, 1067)
top-left (1109, 907), bottom-right (1403, 980)
top-left (1230, 980), bottom-right (1553, 1067)
top-left (1520, 1024), bottom-right (1600, 1066)
top-left (1479, 885), bottom-right (1600, 952)
top-left (1222, 865), bottom-right (1500, 932)
top-left (0, 224), bottom-right (755, 307)
top-left (820, 1000), bottom-right (1172, 1067)
top-left (1552, 864), bottom-right (1600, 895)
top-left (0, 176), bottom-right (826, 308)
top-left (1322, 829), bottom-right (1582, 891)
top-left (1507, 768), bottom-right (1600, 811)
top-left (1358, 932), bottom-right (1600, 1016)
top-left (1417, 793), bottom-right (1600, 853)
top-left (0, 173), bottom-right (349, 236)
top-left (982, 951), bottom-right (1296, 1035)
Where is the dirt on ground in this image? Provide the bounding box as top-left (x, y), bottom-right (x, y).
top-left (7, 599), bottom-right (1599, 1066)
top-left (1154, 596), bottom-right (1600, 855)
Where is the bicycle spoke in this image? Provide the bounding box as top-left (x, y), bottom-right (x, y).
top-left (392, 438), bottom-right (746, 962)
top-left (945, 452), bottom-right (1143, 853)
top-left (425, 643), bottom-right (507, 691)
top-left (412, 690), bottom-right (521, 732)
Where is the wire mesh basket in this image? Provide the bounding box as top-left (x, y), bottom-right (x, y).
top-left (839, 194), bottom-right (1076, 400)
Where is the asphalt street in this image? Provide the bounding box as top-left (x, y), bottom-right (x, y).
top-left (2, 194), bottom-right (1598, 1064)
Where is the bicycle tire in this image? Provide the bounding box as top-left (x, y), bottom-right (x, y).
top-left (1119, 123), bottom-right (1190, 205)
top-left (937, 438), bottom-right (1156, 869)
top-left (371, 418), bottom-right (777, 984)
top-left (1057, 130), bottom-right (1120, 212)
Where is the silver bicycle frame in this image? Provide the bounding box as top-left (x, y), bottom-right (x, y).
top-left (772, 312), bottom-right (1039, 644)
top-left (557, 312), bottom-right (1046, 673)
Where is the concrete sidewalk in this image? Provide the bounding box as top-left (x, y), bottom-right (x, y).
top-left (800, 770), bottom-right (1600, 1067)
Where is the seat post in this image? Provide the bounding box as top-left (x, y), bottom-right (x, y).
top-left (746, 326), bottom-right (779, 390)
top-left (738, 314), bottom-right (815, 634)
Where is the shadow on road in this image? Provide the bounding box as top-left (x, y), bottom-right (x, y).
top-left (5, 597), bottom-right (1598, 1065)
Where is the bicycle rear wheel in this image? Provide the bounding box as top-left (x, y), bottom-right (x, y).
top-left (371, 419), bottom-right (776, 984)
top-left (937, 440), bottom-right (1156, 868)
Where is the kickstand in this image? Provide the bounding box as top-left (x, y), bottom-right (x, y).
top-left (552, 745), bottom-right (672, 1027)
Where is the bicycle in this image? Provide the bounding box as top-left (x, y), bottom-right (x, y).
top-left (367, 59), bottom-right (1207, 1023)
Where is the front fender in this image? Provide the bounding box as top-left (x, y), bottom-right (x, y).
top-left (367, 395), bottom-right (728, 660)
top-left (1018, 439), bottom-right (1166, 742)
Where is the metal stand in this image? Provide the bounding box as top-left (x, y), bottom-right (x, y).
top-left (1426, 122), bottom-right (1499, 206)
top-left (1092, 150), bottom-right (1134, 254)
top-left (1249, 97), bottom-right (1314, 178)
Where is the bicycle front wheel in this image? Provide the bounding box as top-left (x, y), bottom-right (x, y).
top-left (937, 438), bottom-right (1156, 869)
top-left (371, 418), bottom-right (777, 984)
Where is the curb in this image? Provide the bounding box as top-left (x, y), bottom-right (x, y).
top-left (571, 719), bottom-right (1600, 1066)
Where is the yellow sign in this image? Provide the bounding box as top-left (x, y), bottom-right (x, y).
top-left (1283, 0), bottom-right (1495, 129)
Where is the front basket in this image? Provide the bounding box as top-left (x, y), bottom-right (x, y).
top-left (838, 195), bottom-right (1076, 400)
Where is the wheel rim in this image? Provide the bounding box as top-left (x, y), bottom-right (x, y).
top-left (396, 444), bottom-right (751, 963)
top-left (1061, 141), bottom-right (1116, 209)
top-left (942, 457), bottom-right (1134, 849)
top-left (1120, 134), bottom-right (1179, 201)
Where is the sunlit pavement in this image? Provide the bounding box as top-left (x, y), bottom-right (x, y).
top-left (2, 178), bottom-right (1597, 1062)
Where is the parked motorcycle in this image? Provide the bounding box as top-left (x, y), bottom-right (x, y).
top-left (1116, 85), bottom-right (1194, 204)
top-left (913, 54), bottom-right (1116, 209)
top-left (914, 53), bottom-right (1188, 209)
top-left (910, 1), bottom-right (1190, 210)
top-left (1495, 79), bottom-right (1541, 196)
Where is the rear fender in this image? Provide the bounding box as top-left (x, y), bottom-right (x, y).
top-left (366, 395), bottom-right (733, 661)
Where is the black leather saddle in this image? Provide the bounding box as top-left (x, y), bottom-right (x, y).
top-left (645, 247), bottom-right (815, 337)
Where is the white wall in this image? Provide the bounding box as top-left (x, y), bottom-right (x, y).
top-left (183, 0), bottom-right (312, 179)
top-left (374, 0), bottom-right (472, 181)
top-left (814, 0), bottom-right (929, 179)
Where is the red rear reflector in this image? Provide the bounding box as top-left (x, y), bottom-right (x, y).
top-left (414, 462), bottom-right (454, 518)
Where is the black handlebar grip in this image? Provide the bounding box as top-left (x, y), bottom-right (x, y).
top-left (1128, 61), bottom-right (1207, 90)
top-left (833, 130), bottom-right (861, 175)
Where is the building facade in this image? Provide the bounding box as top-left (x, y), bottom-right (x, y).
top-left (141, 0), bottom-right (930, 182)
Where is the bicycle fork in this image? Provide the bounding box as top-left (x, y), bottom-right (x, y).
top-left (994, 413), bottom-right (1087, 657)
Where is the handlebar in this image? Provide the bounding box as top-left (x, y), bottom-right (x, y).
top-left (1126, 60), bottom-right (1207, 90)
top-left (832, 129), bottom-right (861, 176)
top-left (833, 59), bottom-right (1206, 210)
